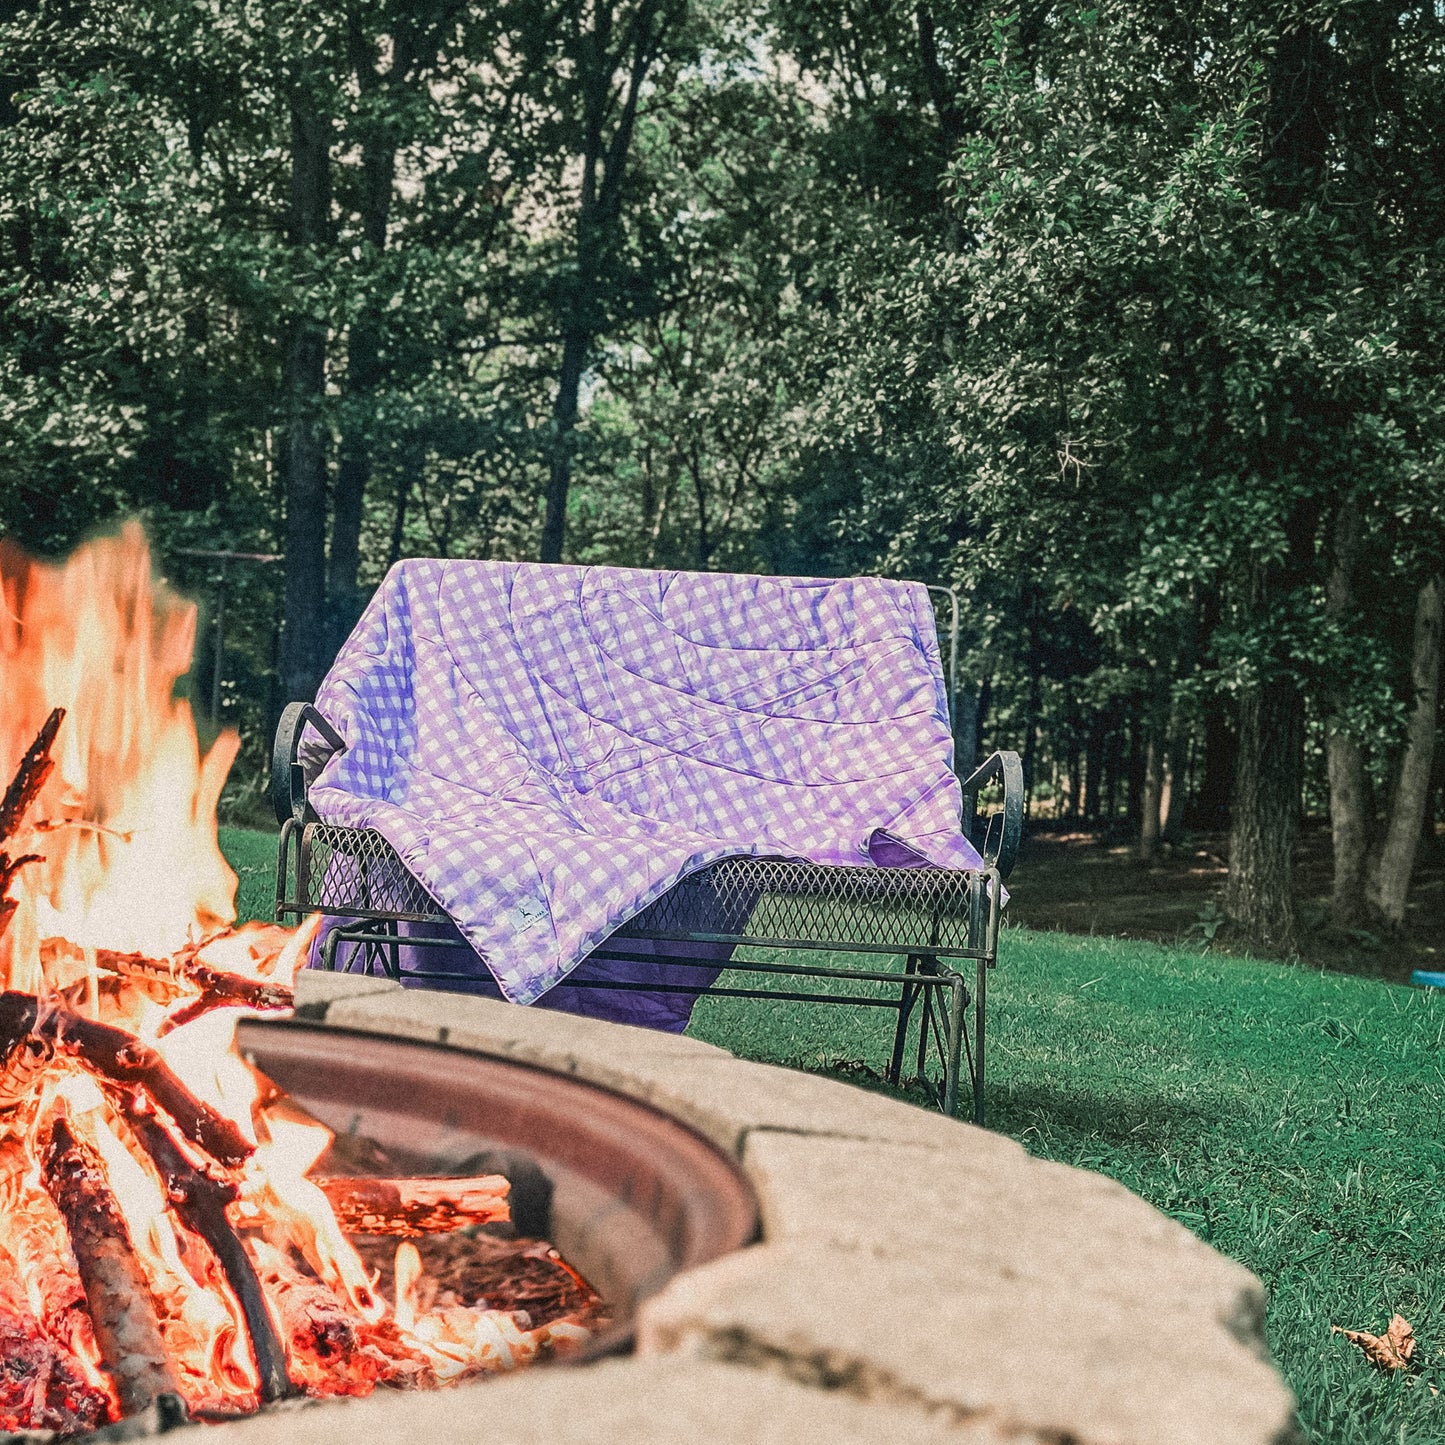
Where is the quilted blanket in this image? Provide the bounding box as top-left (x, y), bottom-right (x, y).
top-left (305, 560), bottom-right (985, 1011)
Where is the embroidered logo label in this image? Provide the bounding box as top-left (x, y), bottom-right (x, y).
top-left (507, 896), bottom-right (548, 934)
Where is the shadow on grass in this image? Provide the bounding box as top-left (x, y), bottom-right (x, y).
top-left (777, 1052), bottom-right (1220, 1156)
top-left (985, 1078), bottom-right (1219, 1147)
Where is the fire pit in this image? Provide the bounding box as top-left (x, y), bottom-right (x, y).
top-left (207, 973), bottom-right (1303, 1445)
top-left (0, 529), bottom-right (699, 1436)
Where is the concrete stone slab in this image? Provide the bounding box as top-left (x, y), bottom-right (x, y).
top-left (292, 969), bottom-right (402, 1017)
top-left (192, 1357), bottom-right (1007, 1445)
top-left (597, 1053), bottom-right (1029, 1161)
top-left (323, 987), bottom-right (1022, 1159)
top-left (741, 1131), bottom-right (1267, 1350)
top-left (636, 1243), bottom-right (1299, 1445)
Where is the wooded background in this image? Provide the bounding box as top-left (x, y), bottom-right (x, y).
top-left (1, 0), bottom-right (1441, 957)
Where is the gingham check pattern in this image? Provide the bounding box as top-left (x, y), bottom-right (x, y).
top-left (307, 562), bottom-right (984, 1005)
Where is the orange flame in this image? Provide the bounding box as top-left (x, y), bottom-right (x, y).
top-left (0, 522), bottom-right (237, 987)
top-left (0, 527), bottom-right (589, 1431)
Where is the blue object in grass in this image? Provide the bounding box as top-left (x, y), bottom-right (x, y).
top-left (1411, 970), bottom-right (1445, 989)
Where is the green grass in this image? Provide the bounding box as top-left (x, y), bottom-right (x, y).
top-left (219, 826), bottom-right (1445, 1443)
top-left (220, 825), bottom-right (280, 926)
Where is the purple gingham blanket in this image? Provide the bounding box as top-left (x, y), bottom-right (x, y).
top-left (305, 561), bottom-right (985, 1008)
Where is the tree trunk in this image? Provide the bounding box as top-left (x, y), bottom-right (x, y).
top-left (974, 674), bottom-right (992, 761)
top-left (329, 320), bottom-right (382, 641)
top-left (328, 332), bottom-right (374, 644)
top-left (1223, 675), bottom-right (1304, 955)
top-left (1083, 718), bottom-right (1105, 824)
top-left (1139, 724), bottom-right (1164, 860)
top-left (1195, 707), bottom-right (1235, 829)
top-left (1214, 17), bottom-right (1331, 950)
top-left (330, 115), bottom-right (394, 634)
top-left (690, 445), bottom-right (711, 567)
top-left (279, 89), bottom-right (331, 704)
top-left (955, 682), bottom-right (979, 780)
top-left (1160, 709), bottom-right (1190, 843)
top-left (540, 326), bottom-right (589, 563)
top-left (336, 53), bottom-right (399, 607)
top-left (1102, 725), bottom-right (1120, 823)
top-left (1020, 665), bottom-right (1042, 815)
top-left (1422, 704), bottom-right (1445, 859)
top-left (538, 0), bottom-right (670, 565)
top-left (1367, 573), bottom-right (1444, 931)
top-left (1325, 495), bottom-right (1368, 928)
top-left (1126, 713), bottom-right (1145, 826)
top-left (386, 473), bottom-right (410, 571)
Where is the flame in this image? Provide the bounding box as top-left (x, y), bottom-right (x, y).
top-left (0, 528), bottom-right (591, 1432)
top-left (0, 523), bottom-right (237, 982)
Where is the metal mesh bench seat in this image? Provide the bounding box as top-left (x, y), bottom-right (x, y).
top-left (272, 704), bottom-right (1021, 1123)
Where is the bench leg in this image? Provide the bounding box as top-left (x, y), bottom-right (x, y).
top-left (973, 956), bottom-right (987, 1126)
top-left (321, 923), bottom-right (342, 972)
top-left (915, 957), bottom-right (941, 1081)
top-left (942, 973), bottom-right (967, 1118)
top-left (887, 959), bottom-right (923, 1085)
top-left (273, 819), bottom-right (295, 922)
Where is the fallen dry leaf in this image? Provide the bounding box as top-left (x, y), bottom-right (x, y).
top-left (1332, 1314), bottom-right (1416, 1371)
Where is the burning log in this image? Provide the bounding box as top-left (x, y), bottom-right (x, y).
top-left (247, 1242), bottom-right (431, 1397)
top-left (159, 964), bottom-right (294, 1034)
top-left (42, 1114), bottom-right (183, 1418)
top-left (0, 1298), bottom-right (116, 1435)
top-left (87, 946), bottom-right (294, 1035)
top-left (0, 992), bottom-right (253, 1167)
top-left (316, 1176), bottom-right (512, 1237)
top-left (0, 852), bottom-right (40, 938)
top-left (113, 1089), bottom-right (292, 1405)
top-left (0, 708), bottom-right (63, 842)
top-left (0, 708), bottom-right (63, 937)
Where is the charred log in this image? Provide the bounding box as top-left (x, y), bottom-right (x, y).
top-left (160, 964), bottom-right (294, 1034)
top-left (0, 1218), bottom-right (114, 1436)
top-left (316, 1176), bottom-right (511, 1236)
top-left (0, 708), bottom-right (63, 842)
top-left (91, 948), bottom-right (295, 1034)
top-left (0, 853), bottom-right (39, 938)
top-left (249, 1245), bottom-right (430, 1396)
top-left (113, 1090), bottom-right (292, 1404)
top-left (349, 1232), bottom-right (607, 1331)
top-left (0, 993), bottom-right (253, 1167)
top-left (0, 708), bottom-right (63, 938)
top-left (42, 1114), bottom-right (183, 1418)
top-left (0, 1299), bottom-right (116, 1435)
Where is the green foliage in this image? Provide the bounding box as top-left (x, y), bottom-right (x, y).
top-left (6, 0), bottom-right (1445, 906)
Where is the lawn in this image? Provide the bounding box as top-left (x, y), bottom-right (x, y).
top-left (220, 825), bottom-right (280, 929)
top-left (220, 826), bottom-right (1445, 1445)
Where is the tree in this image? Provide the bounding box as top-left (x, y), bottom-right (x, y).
top-left (536, 0), bottom-right (690, 563)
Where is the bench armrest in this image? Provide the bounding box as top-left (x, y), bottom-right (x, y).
top-left (270, 702), bottom-right (346, 826)
top-left (959, 750), bottom-right (1024, 882)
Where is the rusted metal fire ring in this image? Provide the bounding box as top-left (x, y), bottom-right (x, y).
top-left (237, 1017), bottom-right (759, 1351)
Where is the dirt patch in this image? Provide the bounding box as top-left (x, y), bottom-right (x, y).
top-left (1005, 823), bottom-right (1445, 983)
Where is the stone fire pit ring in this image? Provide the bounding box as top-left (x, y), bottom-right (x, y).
top-left (199, 971), bottom-right (1295, 1445)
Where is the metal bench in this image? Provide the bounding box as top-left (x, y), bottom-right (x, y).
top-left (271, 702), bottom-right (1022, 1123)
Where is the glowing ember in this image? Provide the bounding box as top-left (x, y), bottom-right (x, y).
top-left (0, 527), bottom-right (598, 1434)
